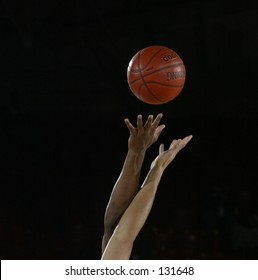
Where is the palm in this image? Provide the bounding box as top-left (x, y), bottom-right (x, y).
top-left (125, 114), bottom-right (165, 152)
top-left (151, 135), bottom-right (193, 169)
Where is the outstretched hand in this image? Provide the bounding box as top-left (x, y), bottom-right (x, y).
top-left (124, 113), bottom-right (165, 153)
top-left (151, 135), bottom-right (193, 170)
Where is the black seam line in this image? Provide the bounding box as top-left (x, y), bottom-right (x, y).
top-left (130, 47), bottom-right (165, 74)
top-left (144, 81), bottom-right (184, 88)
top-left (138, 83), bottom-right (164, 102)
top-left (130, 62), bottom-right (184, 85)
top-left (138, 51), bottom-right (163, 102)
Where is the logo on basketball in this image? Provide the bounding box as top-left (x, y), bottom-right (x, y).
top-left (161, 53), bottom-right (178, 62)
top-left (127, 45), bottom-right (186, 105)
top-left (166, 71), bottom-right (186, 81)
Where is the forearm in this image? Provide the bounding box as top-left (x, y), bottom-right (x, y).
top-left (104, 149), bottom-right (146, 230)
top-left (102, 134), bottom-right (192, 259)
top-left (114, 165), bottom-right (164, 243)
top-left (101, 165), bottom-right (164, 260)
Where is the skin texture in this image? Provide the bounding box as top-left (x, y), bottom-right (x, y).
top-left (102, 114), bottom-right (165, 253)
top-left (101, 113), bottom-right (192, 260)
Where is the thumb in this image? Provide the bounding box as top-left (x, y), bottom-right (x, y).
top-left (154, 124), bottom-right (166, 138)
top-left (159, 143), bottom-right (164, 154)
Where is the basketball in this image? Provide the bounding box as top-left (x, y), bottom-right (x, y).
top-left (127, 45), bottom-right (186, 105)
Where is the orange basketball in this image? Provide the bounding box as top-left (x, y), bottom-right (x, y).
top-left (127, 45), bottom-right (186, 105)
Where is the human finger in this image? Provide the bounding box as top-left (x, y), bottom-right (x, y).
top-left (124, 118), bottom-right (136, 133)
top-left (169, 139), bottom-right (180, 149)
top-left (144, 115), bottom-right (153, 129)
top-left (137, 114), bottom-right (143, 133)
top-left (154, 124), bottom-right (166, 139)
top-left (151, 113), bottom-right (163, 130)
top-left (159, 143), bottom-right (164, 154)
top-left (181, 135), bottom-right (193, 146)
top-left (170, 135), bottom-right (192, 150)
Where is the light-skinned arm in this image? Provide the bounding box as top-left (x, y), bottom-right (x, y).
top-left (101, 135), bottom-right (193, 260)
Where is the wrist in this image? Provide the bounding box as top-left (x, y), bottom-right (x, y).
top-left (128, 148), bottom-right (146, 157)
top-left (126, 149), bottom-right (146, 172)
top-left (146, 164), bottom-right (164, 183)
top-left (150, 160), bottom-right (166, 173)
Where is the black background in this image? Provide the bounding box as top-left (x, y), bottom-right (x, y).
top-left (1, 0), bottom-right (258, 259)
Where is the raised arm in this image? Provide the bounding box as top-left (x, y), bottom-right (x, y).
top-left (102, 114), bottom-right (165, 252)
top-left (101, 135), bottom-right (193, 260)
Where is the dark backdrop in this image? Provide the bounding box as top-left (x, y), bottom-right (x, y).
top-left (1, 0), bottom-right (258, 259)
